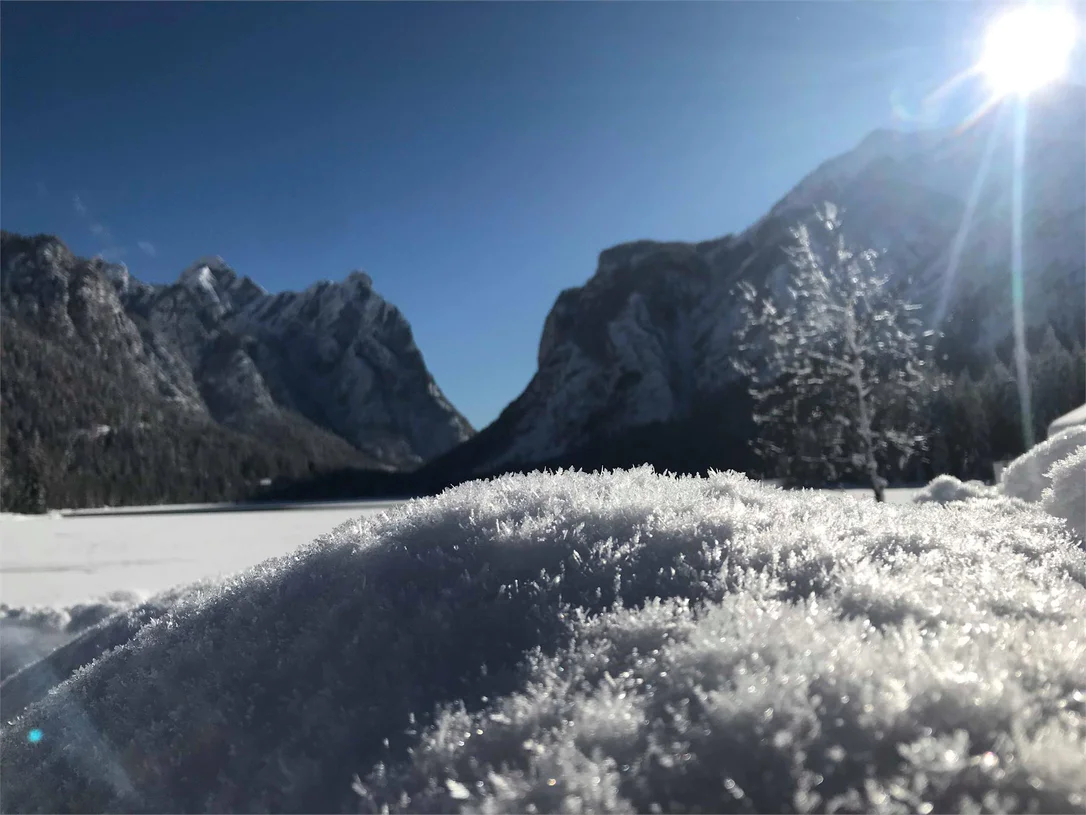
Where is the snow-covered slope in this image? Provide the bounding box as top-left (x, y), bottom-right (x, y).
top-left (441, 85), bottom-right (1085, 476)
top-left (1, 235), bottom-right (473, 469)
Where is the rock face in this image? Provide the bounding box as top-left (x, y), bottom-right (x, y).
top-left (433, 85), bottom-right (1085, 477)
top-left (127, 256), bottom-right (473, 466)
top-left (1, 235), bottom-right (473, 470)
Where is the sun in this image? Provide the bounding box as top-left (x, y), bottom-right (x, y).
top-left (978, 5), bottom-right (1079, 96)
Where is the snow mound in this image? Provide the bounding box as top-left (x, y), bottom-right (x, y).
top-left (912, 474), bottom-right (999, 505)
top-left (1049, 403), bottom-right (1086, 438)
top-left (0, 591), bottom-right (146, 682)
top-left (2, 468), bottom-right (1085, 813)
top-left (1043, 446), bottom-right (1086, 544)
top-left (1001, 425), bottom-right (1086, 503)
top-left (0, 585), bottom-right (205, 723)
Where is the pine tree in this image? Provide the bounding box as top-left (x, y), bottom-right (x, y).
top-left (977, 361), bottom-right (1024, 461)
top-left (922, 371), bottom-right (993, 481)
top-left (1030, 326), bottom-right (1080, 440)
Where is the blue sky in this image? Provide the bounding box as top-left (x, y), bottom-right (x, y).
top-left (1, 1), bottom-right (1027, 429)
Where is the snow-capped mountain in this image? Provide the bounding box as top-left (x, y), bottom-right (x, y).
top-left (431, 84), bottom-right (1085, 478)
top-left (1, 234), bottom-right (473, 469)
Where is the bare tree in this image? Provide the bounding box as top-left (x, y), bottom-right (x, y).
top-left (733, 203), bottom-right (934, 502)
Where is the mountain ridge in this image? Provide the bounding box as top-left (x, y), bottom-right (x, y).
top-left (418, 84), bottom-right (1086, 482)
top-left (0, 232), bottom-right (473, 510)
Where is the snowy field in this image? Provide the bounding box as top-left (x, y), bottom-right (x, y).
top-left (0, 500), bottom-right (405, 608)
top-left (0, 501), bottom-right (406, 683)
top-left (0, 444), bottom-right (1082, 813)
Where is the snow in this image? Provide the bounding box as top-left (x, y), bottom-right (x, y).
top-left (0, 500), bottom-right (406, 721)
top-left (915, 422), bottom-right (1085, 545)
top-left (1050, 403), bottom-right (1086, 438)
top-left (179, 264), bottom-right (219, 299)
top-left (1042, 446), bottom-right (1086, 543)
top-left (2, 468), bottom-right (1084, 813)
top-left (0, 501), bottom-right (402, 609)
top-left (813, 486), bottom-right (920, 505)
top-left (0, 590), bottom-right (145, 681)
top-left (911, 475), bottom-right (999, 505)
top-left (1001, 425), bottom-right (1086, 503)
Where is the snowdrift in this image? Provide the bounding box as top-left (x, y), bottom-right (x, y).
top-left (0, 591), bottom-right (145, 682)
top-left (2, 468), bottom-right (1085, 813)
top-left (911, 475), bottom-right (999, 505)
top-left (1001, 426), bottom-right (1086, 503)
top-left (1048, 403), bottom-right (1086, 439)
top-left (1043, 446), bottom-right (1086, 544)
top-left (0, 586), bottom-right (208, 723)
top-left (915, 427), bottom-right (1085, 545)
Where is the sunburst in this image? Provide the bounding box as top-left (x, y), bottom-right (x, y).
top-left (978, 5), bottom-right (1078, 97)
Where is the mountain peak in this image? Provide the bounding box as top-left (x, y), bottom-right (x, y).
top-left (434, 84), bottom-right (1084, 481)
top-left (0, 231), bottom-right (73, 271)
top-left (178, 256), bottom-right (234, 286)
top-left (2, 230), bottom-right (475, 471)
top-left (345, 270), bottom-right (374, 290)
top-left (178, 262), bottom-right (227, 315)
top-left (175, 256), bottom-right (268, 313)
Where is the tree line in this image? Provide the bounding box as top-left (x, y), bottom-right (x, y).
top-left (0, 316), bottom-right (373, 514)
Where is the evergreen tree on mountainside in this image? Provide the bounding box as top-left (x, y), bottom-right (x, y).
top-left (0, 316), bottom-right (382, 513)
top-left (1, 227), bottom-right (478, 512)
top-left (923, 372), bottom-right (993, 482)
top-left (981, 336), bottom-right (1083, 459)
top-left (733, 204), bottom-right (935, 501)
top-left (0, 229), bottom-right (432, 512)
top-left (915, 329), bottom-right (1084, 482)
top-left (1027, 326), bottom-right (1082, 442)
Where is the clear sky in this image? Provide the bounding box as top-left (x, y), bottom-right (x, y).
top-left (0, 1), bottom-right (1028, 429)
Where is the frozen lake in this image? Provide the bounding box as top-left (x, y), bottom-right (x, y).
top-left (0, 488), bottom-right (920, 609)
top-left (0, 500), bottom-right (407, 608)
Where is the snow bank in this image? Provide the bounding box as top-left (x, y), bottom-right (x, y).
top-left (2, 468), bottom-right (1085, 813)
top-left (1043, 447), bottom-right (1086, 544)
top-left (936, 424), bottom-right (1086, 545)
top-left (0, 591), bottom-right (145, 682)
top-left (1048, 403), bottom-right (1086, 438)
top-left (0, 585), bottom-right (205, 723)
top-left (912, 474), bottom-right (999, 505)
top-left (1001, 426), bottom-right (1086, 503)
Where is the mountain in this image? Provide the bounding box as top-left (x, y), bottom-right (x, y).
top-left (421, 84), bottom-right (1085, 482)
top-left (0, 233), bottom-right (472, 510)
top-left (121, 255), bottom-right (473, 465)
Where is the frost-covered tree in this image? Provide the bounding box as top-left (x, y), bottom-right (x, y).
top-left (733, 203), bottom-right (934, 502)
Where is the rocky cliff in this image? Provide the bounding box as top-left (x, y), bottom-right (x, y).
top-left (426, 85), bottom-right (1085, 478)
